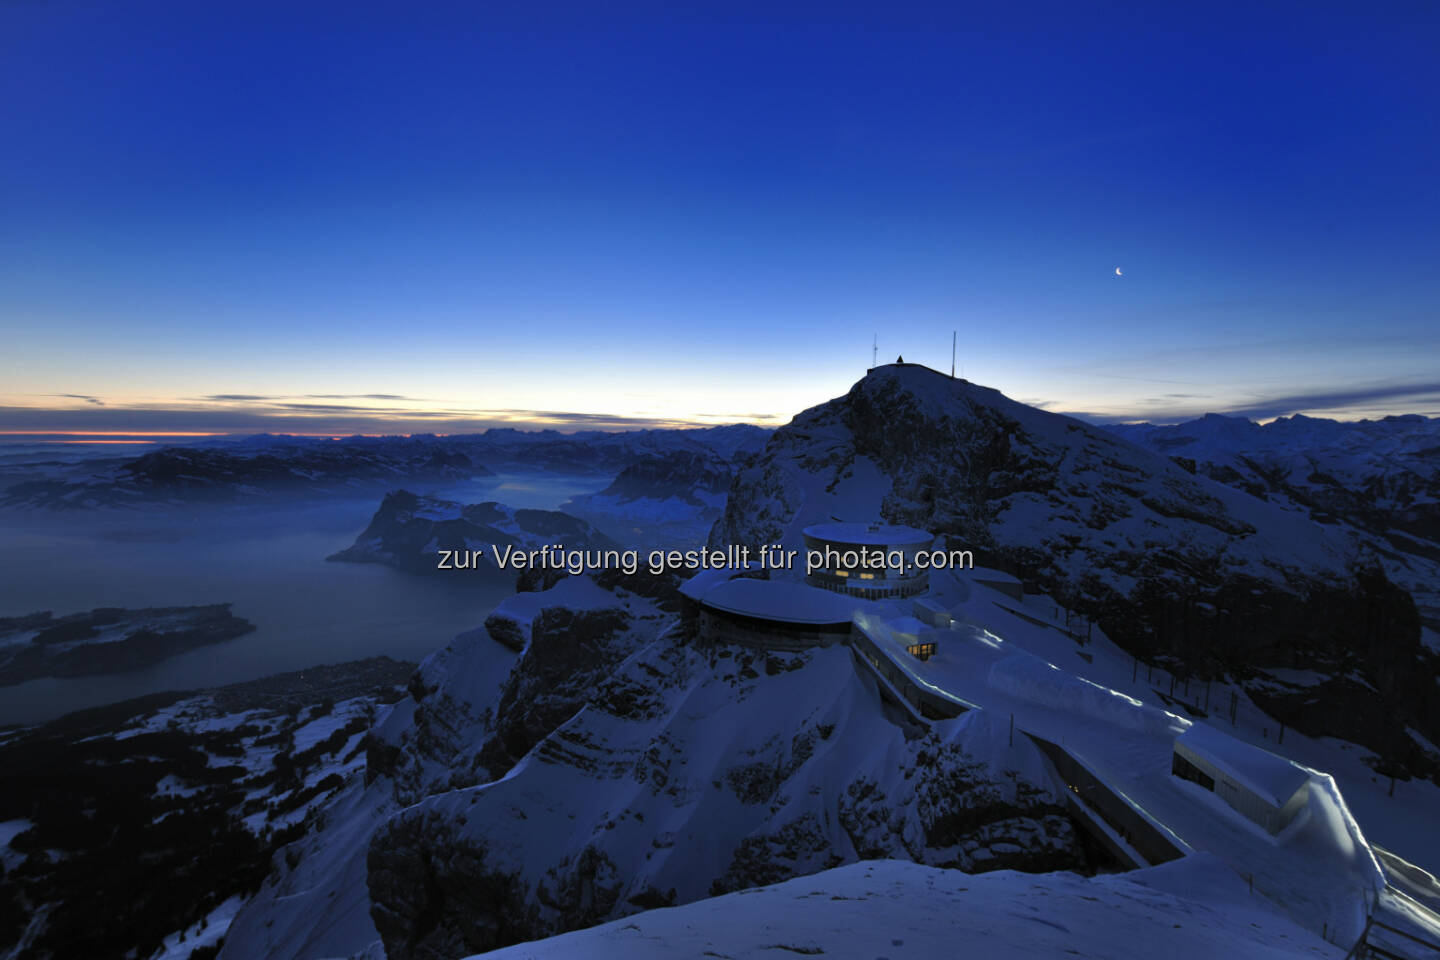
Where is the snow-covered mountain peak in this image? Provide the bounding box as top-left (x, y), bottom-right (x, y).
top-left (710, 366), bottom-right (1434, 787)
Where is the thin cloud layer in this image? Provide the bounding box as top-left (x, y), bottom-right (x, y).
top-left (0, 403), bottom-right (748, 436)
top-left (1051, 379), bottom-right (1440, 424)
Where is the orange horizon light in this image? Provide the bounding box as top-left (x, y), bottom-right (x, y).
top-left (0, 431), bottom-right (228, 437)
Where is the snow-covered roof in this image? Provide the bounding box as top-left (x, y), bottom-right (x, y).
top-left (912, 597), bottom-right (951, 618)
top-left (1176, 723), bottom-right (1311, 807)
top-left (699, 578), bottom-right (871, 626)
top-left (885, 616), bottom-right (932, 637)
top-left (678, 564), bottom-right (758, 602)
top-left (801, 521), bottom-right (933, 547)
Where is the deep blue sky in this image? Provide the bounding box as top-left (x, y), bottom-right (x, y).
top-left (3, 1), bottom-right (1438, 435)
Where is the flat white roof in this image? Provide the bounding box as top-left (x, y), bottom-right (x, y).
top-left (700, 578), bottom-right (871, 625)
top-left (802, 521), bottom-right (933, 547)
top-left (1176, 722), bottom-right (1311, 807)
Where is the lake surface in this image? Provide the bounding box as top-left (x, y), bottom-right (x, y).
top-left (0, 472), bottom-right (609, 725)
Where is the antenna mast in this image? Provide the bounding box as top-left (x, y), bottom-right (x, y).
top-left (951, 330), bottom-right (956, 378)
top-left (871, 334), bottom-right (878, 369)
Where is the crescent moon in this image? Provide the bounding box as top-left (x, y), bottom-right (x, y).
top-left (1115, 267), bottom-right (1123, 276)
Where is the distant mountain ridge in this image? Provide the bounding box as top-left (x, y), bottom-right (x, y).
top-left (563, 449), bottom-right (735, 548)
top-left (0, 425), bottom-right (771, 509)
top-left (0, 441), bottom-right (489, 508)
top-left (1106, 412), bottom-right (1440, 543)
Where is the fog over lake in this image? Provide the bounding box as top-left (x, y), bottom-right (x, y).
top-left (0, 471), bottom-right (610, 725)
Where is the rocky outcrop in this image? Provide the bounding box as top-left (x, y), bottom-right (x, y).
top-left (476, 606), bottom-right (640, 778)
top-left (377, 573), bottom-right (674, 807)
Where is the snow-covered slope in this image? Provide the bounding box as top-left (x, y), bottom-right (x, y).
top-left (475, 855), bottom-right (1343, 960)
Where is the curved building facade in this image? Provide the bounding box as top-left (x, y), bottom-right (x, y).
top-left (802, 521), bottom-right (933, 599)
top-left (690, 577), bottom-right (866, 651)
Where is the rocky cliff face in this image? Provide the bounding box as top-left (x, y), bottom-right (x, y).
top-left (708, 364), bottom-right (1436, 779)
top-left (371, 572), bottom-right (674, 808)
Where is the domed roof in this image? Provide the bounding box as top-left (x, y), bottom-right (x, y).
top-left (699, 578), bottom-right (870, 625)
top-left (801, 521), bottom-right (932, 547)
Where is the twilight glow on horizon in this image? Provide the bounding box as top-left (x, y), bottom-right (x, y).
top-left (3, 2), bottom-right (1439, 437)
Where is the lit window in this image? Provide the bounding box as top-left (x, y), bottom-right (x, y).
top-left (859, 573), bottom-right (875, 579)
top-left (906, 641), bottom-right (937, 661)
top-left (835, 570), bottom-right (849, 577)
